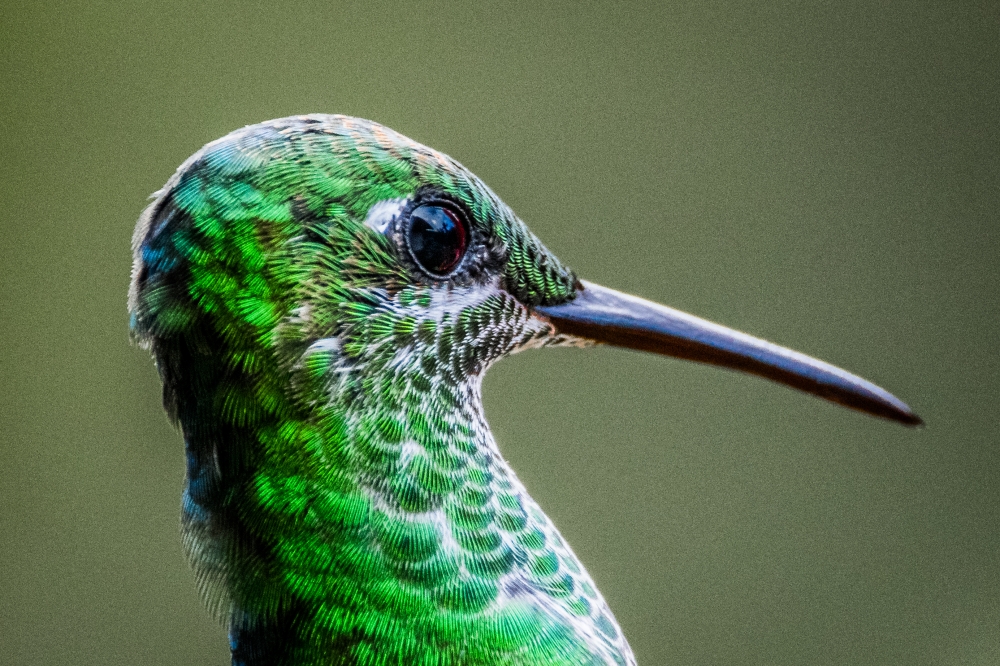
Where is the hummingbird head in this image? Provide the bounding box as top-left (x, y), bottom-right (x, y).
top-left (131, 114), bottom-right (918, 436)
top-left (129, 115), bottom-right (918, 664)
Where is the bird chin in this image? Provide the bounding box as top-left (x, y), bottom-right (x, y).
top-left (510, 323), bottom-right (596, 354)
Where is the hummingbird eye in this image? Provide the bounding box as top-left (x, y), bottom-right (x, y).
top-left (405, 202), bottom-right (469, 276)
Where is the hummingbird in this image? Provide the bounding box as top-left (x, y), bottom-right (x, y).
top-left (129, 114), bottom-right (920, 666)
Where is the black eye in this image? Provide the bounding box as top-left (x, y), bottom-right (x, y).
top-left (406, 203), bottom-right (468, 276)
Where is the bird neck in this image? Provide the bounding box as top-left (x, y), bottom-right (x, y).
top-left (167, 282), bottom-right (631, 664)
top-left (171, 287), bottom-right (525, 661)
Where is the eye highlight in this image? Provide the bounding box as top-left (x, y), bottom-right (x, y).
top-left (405, 202), bottom-right (469, 276)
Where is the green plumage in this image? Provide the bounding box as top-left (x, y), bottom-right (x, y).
top-left (130, 115), bottom-right (633, 665)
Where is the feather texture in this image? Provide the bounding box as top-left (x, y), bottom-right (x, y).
top-left (131, 115), bottom-right (633, 665)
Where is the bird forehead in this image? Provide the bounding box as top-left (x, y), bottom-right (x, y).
top-left (190, 116), bottom-right (516, 246)
top-left (201, 115), bottom-right (485, 195)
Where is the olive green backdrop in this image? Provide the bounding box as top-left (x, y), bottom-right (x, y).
top-left (1, 1), bottom-right (996, 664)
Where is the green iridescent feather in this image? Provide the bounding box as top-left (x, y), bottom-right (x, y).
top-left (130, 115), bottom-right (634, 665)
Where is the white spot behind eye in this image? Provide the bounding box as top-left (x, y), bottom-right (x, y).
top-left (363, 198), bottom-right (409, 234)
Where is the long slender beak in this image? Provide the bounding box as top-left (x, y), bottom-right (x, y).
top-left (533, 280), bottom-right (921, 426)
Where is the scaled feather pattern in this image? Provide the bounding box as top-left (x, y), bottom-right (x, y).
top-left (130, 115), bottom-right (633, 666)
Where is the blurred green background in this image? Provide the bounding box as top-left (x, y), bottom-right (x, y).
top-left (1, 1), bottom-right (997, 664)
